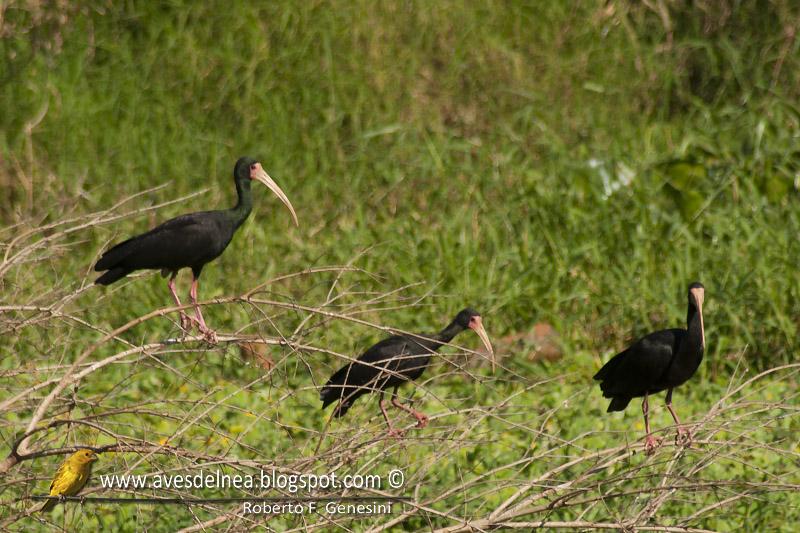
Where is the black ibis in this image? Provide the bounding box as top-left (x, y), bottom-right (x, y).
top-left (320, 308), bottom-right (495, 437)
top-left (594, 282), bottom-right (705, 454)
top-left (94, 157), bottom-right (298, 342)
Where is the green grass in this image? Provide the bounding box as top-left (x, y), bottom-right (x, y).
top-left (1, 1), bottom-right (799, 531)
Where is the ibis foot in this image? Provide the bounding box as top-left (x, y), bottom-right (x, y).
top-left (391, 396), bottom-right (428, 429)
top-left (386, 428), bottom-right (405, 439)
top-left (412, 411), bottom-right (428, 428)
top-left (198, 325), bottom-right (219, 344)
top-left (644, 434), bottom-right (662, 455)
top-left (675, 426), bottom-right (692, 447)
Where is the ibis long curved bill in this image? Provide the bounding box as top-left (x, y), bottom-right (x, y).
top-left (468, 315), bottom-right (495, 371)
top-left (251, 163), bottom-right (298, 226)
top-left (689, 284), bottom-right (705, 349)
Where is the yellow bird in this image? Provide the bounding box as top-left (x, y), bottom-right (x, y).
top-left (38, 449), bottom-right (98, 513)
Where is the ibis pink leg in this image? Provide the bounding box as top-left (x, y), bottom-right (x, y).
top-left (392, 389), bottom-right (428, 428)
top-left (379, 392), bottom-right (403, 438)
top-left (167, 274), bottom-right (193, 332)
top-left (189, 276), bottom-right (217, 344)
top-left (666, 388), bottom-right (691, 446)
top-left (642, 393), bottom-right (661, 455)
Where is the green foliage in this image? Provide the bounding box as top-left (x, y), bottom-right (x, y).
top-left (1, 0), bottom-right (799, 531)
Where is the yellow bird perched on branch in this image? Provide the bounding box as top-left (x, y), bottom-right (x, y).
top-left (38, 449), bottom-right (98, 513)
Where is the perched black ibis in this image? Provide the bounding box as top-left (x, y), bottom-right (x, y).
top-left (594, 282), bottom-right (705, 454)
top-left (320, 308), bottom-right (495, 437)
top-left (94, 157), bottom-right (298, 342)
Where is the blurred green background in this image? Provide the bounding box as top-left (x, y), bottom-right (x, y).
top-left (1, 1), bottom-right (799, 530)
top-left (3, 1), bottom-right (799, 366)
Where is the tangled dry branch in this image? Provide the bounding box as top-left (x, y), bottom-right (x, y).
top-left (1, 196), bottom-right (797, 531)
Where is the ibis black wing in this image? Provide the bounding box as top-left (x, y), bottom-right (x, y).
top-left (320, 335), bottom-right (411, 398)
top-left (94, 212), bottom-right (226, 283)
top-left (319, 335), bottom-right (421, 416)
top-left (595, 328), bottom-right (683, 400)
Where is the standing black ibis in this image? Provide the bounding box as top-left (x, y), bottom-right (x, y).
top-left (594, 282), bottom-right (705, 454)
top-left (94, 157), bottom-right (298, 342)
top-left (319, 308), bottom-right (495, 437)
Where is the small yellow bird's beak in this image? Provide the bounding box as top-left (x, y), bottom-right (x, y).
top-left (250, 163), bottom-right (299, 226)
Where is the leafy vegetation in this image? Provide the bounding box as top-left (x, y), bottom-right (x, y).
top-left (1, 1), bottom-right (799, 531)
